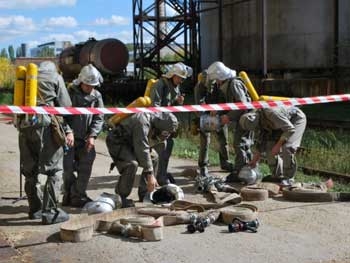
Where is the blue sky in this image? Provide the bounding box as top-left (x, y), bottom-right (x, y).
top-left (0, 0), bottom-right (138, 51)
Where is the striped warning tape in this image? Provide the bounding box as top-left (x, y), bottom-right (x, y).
top-left (0, 116), bottom-right (13, 123)
top-left (0, 94), bottom-right (349, 115)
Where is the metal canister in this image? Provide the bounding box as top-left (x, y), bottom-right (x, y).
top-left (199, 114), bottom-right (221, 132)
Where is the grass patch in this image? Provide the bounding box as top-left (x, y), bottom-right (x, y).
top-left (0, 92), bottom-right (13, 105)
top-left (298, 128), bottom-right (350, 174)
top-left (295, 171), bottom-right (350, 192)
top-left (173, 127), bottom-right (350, 191)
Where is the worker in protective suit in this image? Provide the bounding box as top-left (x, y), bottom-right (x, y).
top-left (239, 106), bottom-right (307, 185)
top-left (17, 61), bottom-right (74, 224)
top-left (206, 61), bottom-right (254, 182)
top-left (62, 64), bottom-right (105, 207)
top-left (194, 70), bottom-right (234, 177)
top-left (106, 112), bottom-right (179, 207)
top-left (149, 62), bottom-right (192, 185)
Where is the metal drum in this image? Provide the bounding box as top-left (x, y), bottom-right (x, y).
top-left (58, 45), bottom-right (82, 80)
top-left (59, 38), bottom-right (129, 80)
top-left (199, 114), bottom-right (221, 132)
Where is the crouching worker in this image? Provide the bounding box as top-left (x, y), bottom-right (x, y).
top-left (106, 112), bottom-right (179, 207)
top-left (239, 106), bottom-right (306, 185)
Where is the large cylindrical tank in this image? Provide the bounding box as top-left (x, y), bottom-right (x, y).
top-left (200, 0), bottom-right (350, 71)
top-left (59, 38), bottom-right (129, 80)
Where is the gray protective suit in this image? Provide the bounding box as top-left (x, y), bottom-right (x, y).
top-left (18, 64), bottom-right (72, 218)
top-left (217, 77), bottom-right (254, 176)
top-left (194, 71), bottom-right (233, 176)
top-left (106, 112), bottom-right (178, 202)
top-left (63, 85), bottom-right (104, 202)
top-left (149, 77), bottom-right (181, 185)
top-left (253, 106), bottom-right (306, 179)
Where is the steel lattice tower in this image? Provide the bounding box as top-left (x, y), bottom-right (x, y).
top-left (133, 0), bottom-right (200, 80)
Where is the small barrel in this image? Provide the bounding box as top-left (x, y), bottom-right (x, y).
top-left (199, 114), bottom-right (221, 132)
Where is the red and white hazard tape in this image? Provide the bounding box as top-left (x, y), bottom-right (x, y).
top-left (0, 94), bottom-right (349, 115)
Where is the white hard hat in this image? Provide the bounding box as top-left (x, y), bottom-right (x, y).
top-left (166, 183), bottom-right (184, 200)
top-left (207, 61), bottom-right (236, 81)
top-left (153, 112), bottom-right (179, 134)
top-left (82, 196), bottom-right (115, 215)
top-left (163, 62), bottom-right (192, 79)
top-left (38, 61), bottom-right (57, 73)
top-left (238, 165), bottom-right (262, 185)
top-left (74, 64), bottom-right (103, 86)
top-left (145, 184), bottom-right (184, 204)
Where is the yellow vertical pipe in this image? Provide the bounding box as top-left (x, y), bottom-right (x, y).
top-left (144, 79), bottom-right (157, 97)
top-left (239, 71), bottom-right (260, 101)
top-left (13, 66), bottom-right (27, 106)
top-left (25, 63), bottom-right (38, 106)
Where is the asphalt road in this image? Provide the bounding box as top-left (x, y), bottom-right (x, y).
top-left (0, 121), bottom-right (350, 263)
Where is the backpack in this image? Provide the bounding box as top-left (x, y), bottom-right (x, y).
top-left (226, 77), bottom-right (252, 103)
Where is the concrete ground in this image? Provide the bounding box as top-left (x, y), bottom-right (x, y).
top-left (0, 120), bottom-right (350, 263)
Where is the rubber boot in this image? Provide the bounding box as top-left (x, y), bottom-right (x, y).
top-left (42, 208), bottom-right (69, 225)
top-left (121, 197), bottom-right (135, 208)
top-left (199, 167), bottom-right (209, 177)
top-left (25, 178), bottom-right (43, 219)
top-left (225, 169), bottom-right (241, 183)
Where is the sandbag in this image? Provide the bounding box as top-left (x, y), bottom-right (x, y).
top-left (219, 204), bottom-right (258, 224)
top-left (240, 186), bottom-right (269, 201)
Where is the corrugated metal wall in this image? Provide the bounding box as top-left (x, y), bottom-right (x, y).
top-left (199, 0), bottom-right (350, 97)
top-left (200, 0), bottom-right (350, 72)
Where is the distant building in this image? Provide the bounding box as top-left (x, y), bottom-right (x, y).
top-left (30, 41), bottom-right (72, 57)
top-left (20, 43), bottom-right (29, 57)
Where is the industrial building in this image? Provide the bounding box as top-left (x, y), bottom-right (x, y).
top-left (133, 0), bottom-right (350, 97)
top-left (30, 41), bottom-right (72, 57)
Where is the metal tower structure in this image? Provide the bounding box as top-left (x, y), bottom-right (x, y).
top-left (133, 0), bottom-right (200, 80)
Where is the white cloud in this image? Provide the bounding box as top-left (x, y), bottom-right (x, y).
top-left (116, 30), bottom-right (134, 43)
top-left (43, 16), bottom-right (78, 28)
top-left (0, 16), bottom-right (36, 44)
top-left (0, 0), bottom-right (76, 9)
top-left (74, 30), bottom-right (99, 42)
top-left (94, 15), bottom-right (129, 26)
top-left (0, 16), bottom-right (35, 29)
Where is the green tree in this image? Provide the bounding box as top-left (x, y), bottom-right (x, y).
top-left (8, 45), bottom-right (15, 60)
top-left (0, 48), bottom-right (8, 58)
top-left (37, 47), bottom-right (55, 57)
top-left (125, 43), bottom-right (134, 52)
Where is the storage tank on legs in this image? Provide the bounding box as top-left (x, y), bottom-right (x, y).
top-left (59, 38), bottom-right (129, 80)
